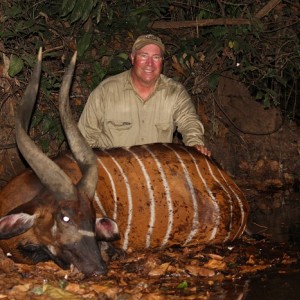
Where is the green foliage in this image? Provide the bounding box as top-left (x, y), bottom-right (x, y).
top-left (177, 280), bottom-right (188, 289)
top-left (8, 55), bottom-right (24, 76)
top-left (61, 0), bottom-right (170, 27)
top-left (87, 52), bottom-right (129, 90)
top-left (1, 1), bottom-right (53, 41)
top-left (60, 0), bottom-right (171, 59)
top-left (88, 61), bottom-right (108, 90)
top-left (208, 73), bottom-right (219, 91)
top-left (61, 0), bottom-right (98, 23)
top-left (31, 110), bottom-right (65, 153)
top-left (77, 32), bottom-right (93, 57)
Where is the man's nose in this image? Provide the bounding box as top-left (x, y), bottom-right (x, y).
top-left (145, 57), bottom-right (154, 66)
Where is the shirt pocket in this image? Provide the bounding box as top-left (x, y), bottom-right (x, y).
top-left (155, 122), bottom-right (173, 142)
top-left (106, 120), bottom-right (132, 131)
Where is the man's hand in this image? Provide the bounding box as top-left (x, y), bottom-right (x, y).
top-left (194, 145), bottom-right (211, 157)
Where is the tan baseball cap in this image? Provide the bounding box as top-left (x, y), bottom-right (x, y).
top-left (132, 34), bottom-right (165, 53)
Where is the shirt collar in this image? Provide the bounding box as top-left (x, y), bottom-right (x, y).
top-left (124, 69), bottom-right (165, 92)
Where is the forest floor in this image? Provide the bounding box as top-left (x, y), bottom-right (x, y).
top-left (0, 232), bottom-right (299, 299)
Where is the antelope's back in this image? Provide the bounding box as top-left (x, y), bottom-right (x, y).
top-left (93, 143), bottom-right (249, 250)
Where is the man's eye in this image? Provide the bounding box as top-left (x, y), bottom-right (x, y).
top-left (153, 56), bottom-right (162, 61)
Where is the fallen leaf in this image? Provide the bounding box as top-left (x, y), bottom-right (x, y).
top-left (11, 284), bottom-right (31, 293)
top-left (42, 283), bottom-right (81, 300)
top-left (185, 265), bottom-right (215, 277)
top-left (64, 283), bottom-right (85, 294)
top-left (239, 264), bottom-right (270, 274)
top-left (198, 267), bottom-right (216, 277)
top-left (89, 284), bottom-right (120, 298)
top-left (148, 262), bottom-right (171, 276)
top-left (282, 254), bottom-right (297, 265)
top-left (208, 253), bottom-right (224, 261)
top-left (141, 292), bottom-right (165, 299)
top-left (204, 259), bottom-right (227, 270)
top-left (246, 255), bottom-right (256, 265)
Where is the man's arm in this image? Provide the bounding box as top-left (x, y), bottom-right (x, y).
top-left (173, 87), bottom-right (211, 156)
top-left (78, 88), bottom-right (111, 148)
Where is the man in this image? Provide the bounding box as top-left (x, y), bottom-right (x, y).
top-left (78, 34), bottom-right (210, 156)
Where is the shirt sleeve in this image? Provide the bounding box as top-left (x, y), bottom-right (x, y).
top-left (173, 86), bottom-right (205, 147)
top-left (78, 86), bottom-right (111, 148)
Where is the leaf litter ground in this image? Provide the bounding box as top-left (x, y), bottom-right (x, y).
top-left (0, 235), bottom-right (299, 299)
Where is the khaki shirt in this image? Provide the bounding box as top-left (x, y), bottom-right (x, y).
top-left (78, 70), bottom-right (205, 149)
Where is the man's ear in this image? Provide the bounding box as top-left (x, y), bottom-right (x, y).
top-left (130, 53), bottom-right (135, 65)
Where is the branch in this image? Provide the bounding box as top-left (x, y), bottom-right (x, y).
top-left (150, 18), bottom-right (251, 29)
top-left (0, 142), bottom-right (17, 150)
top-left (255, 0), bottom-right (281, 19)
top-left (150, 0), bottom-right (282, 30)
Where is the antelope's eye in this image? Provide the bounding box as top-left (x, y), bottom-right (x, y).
top-left (62, 216), bottom-right (70, 223)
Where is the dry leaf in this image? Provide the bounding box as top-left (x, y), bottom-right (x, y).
top-left (208, 253), bottom-right (224, 261)
top-left (240, 264), bottom-right (270, 274)
top-left (141, 292), bottom-right (165, 300)
top-left (246, 255), bottom-right (256, 265)
top-left (172, 55), bottom-right (188, 77)
top-left (148, 262), bottom-right (171, 276)
top-left (43, 284), bottom-right (81, 300)
top-left (11, 284), bottom-right (31, 293)
top-left (198, 267), bottom-right (216, 277)
top-left (64, 283), bottom-right (85, 294)
top-left (282, 254), bottom-right (297, 265)
top-left (89, 284), bottom-right (120, 298)
top-left (2, 53), bottom-right (10, 78)
top-left (185, 265), bottom-right (215, 277)
top-left (204, 259), bottom-right (227, 270)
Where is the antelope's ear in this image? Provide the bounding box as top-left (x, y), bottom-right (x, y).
top-left (95, 217), bottom-right (120, 242)
top-left (0, 213), bottom-right (35, 239)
